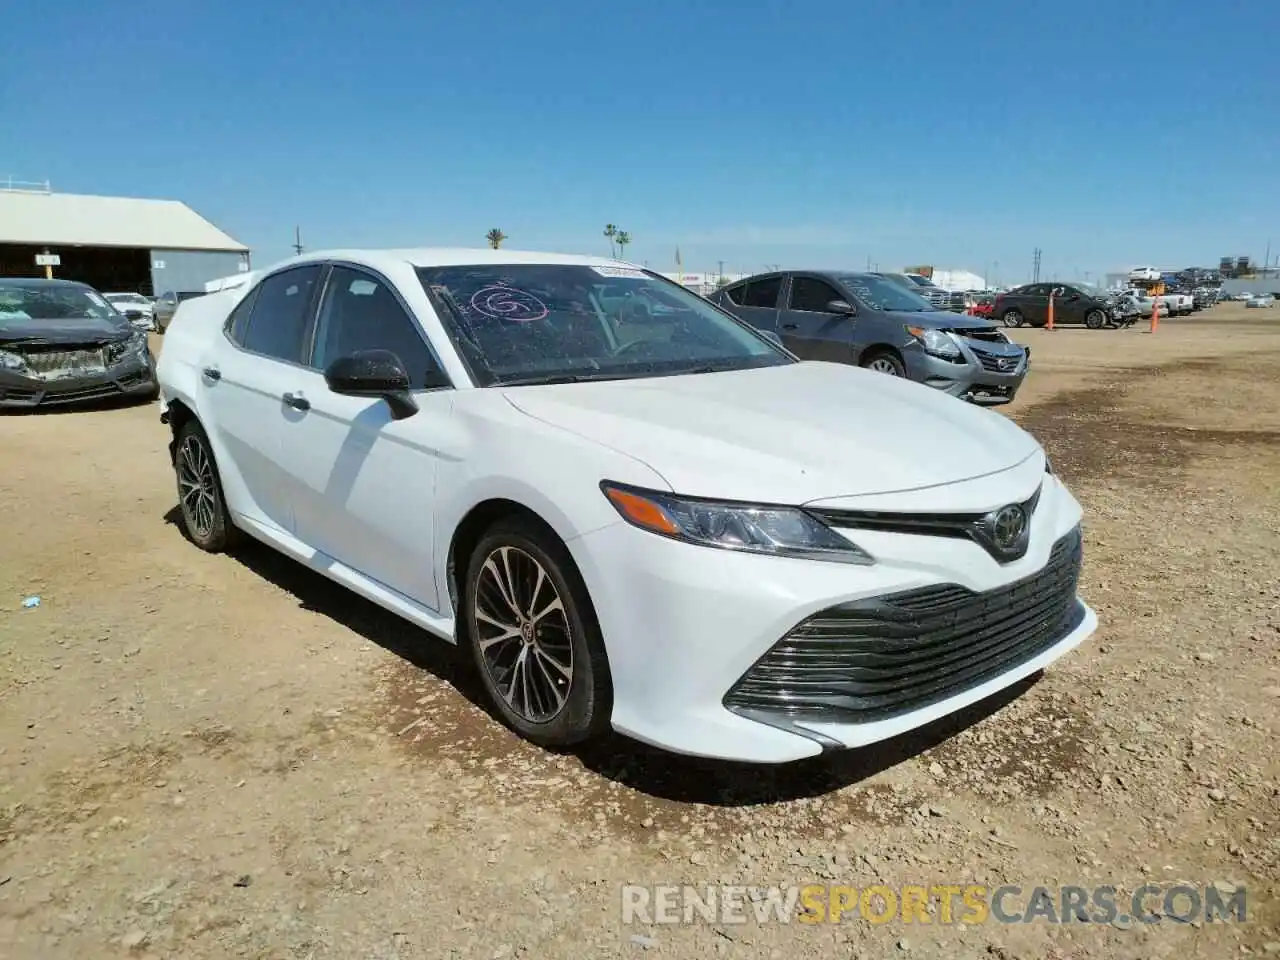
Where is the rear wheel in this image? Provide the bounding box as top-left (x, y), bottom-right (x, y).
top-left (174, 420), bottom-right (241, 551)
top-left (1002, 309), bottom-right (1024, 328)
top-left (464, 517), bottom-right (612, 749)
top-left (862, 349), bottom-right (905, 377)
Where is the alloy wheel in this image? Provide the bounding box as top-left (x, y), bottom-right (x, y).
top-left (473, 546), bottom-right (574, 723)
top-left (1002, 310), bottom-right (1023, 328)
top-left (177, 435), bottom-right (218, 540)
top-left (867, 357), bottom-right (900, 375)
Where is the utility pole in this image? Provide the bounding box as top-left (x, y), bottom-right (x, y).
top-left (293, 226), bottom-right (304, 256)
top-left (717, 260), bottom-right (725, 284)
top-left (1032, 248), bottom-right (1042, 284)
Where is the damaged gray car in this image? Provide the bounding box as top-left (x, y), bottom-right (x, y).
top-left (0, 278), bottom-right (159, 409)
top-left (710, 270), bottom-right (1029, 405)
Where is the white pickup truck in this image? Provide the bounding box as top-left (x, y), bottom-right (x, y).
top-left (1123, 289), bottom-right (1189, 317)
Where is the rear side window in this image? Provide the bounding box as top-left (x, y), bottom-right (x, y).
top-left (742, 275), bottom-right (782, 308)
top-left (223, 285), bottom-right (261, 346)
top-left (240, 265), bottom-right (323, 363)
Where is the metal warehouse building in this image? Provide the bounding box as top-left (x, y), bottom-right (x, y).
top-left (0, 183), bottom-right (249, 297)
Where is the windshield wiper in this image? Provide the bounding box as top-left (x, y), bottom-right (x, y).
top-left (496, 371), bottom-right (638, 387)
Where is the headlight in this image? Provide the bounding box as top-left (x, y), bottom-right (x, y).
top-left (600, 482), bottom-right (874, 565)
top-left (905, 325), bottom-right (961, 360)
top-left (106, 333), bottom-right (148, 365)
top-left (0, 348), bottom-right (27, 372)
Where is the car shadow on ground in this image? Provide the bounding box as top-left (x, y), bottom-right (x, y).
top-left (164, 505), bottom-right (1040, 806)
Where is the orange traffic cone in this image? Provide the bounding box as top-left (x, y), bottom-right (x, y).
top-left (1047, 293), bottom-right (1056, 331)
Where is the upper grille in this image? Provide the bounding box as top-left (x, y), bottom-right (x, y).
top-left (723, 527), bottom-right (1084, 724)
top-left (20, 347), bottom-right (106, 378)
top-left (969, 344), bottom-right (1023, 373)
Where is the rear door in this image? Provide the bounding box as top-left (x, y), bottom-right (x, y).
top-left (722, 274), bottom-right (783, 334)
top-left (200, 264), bottom-right (325, 534)
top-left (777, 274), bottom-right (855, 361)
top-left (1019, 284), bottom-right (1052, 325)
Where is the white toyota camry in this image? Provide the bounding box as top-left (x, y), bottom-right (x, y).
top-left (157, 249), bottom-right (1097, 763)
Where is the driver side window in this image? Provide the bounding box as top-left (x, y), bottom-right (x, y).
top-left (310, 266), bottom-right (447, 390)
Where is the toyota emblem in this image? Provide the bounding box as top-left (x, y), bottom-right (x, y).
top-left (992, 505), bottom-right (1027, 549)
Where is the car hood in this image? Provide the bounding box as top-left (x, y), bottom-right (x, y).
top-left (504, 362), bottom-right (1040, 503)
top-left (0, 315), bottom-right (133, 344)
top-left (882, 309), bottom-right (996, 330)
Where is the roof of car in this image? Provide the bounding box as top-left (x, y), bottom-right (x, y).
top-left (265, 248), bottom-right (635, 272)
top-left (0, 277), bottom-right (93, 290)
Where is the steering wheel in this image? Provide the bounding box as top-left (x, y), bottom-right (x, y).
top-left (611, 336), bottom-right (662, 359)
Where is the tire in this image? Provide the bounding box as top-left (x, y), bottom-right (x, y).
top-left (174, 420), bottom-right (241, 552)
top-left (1085, 309), bottom-right (1107, 330)
top-left (464, 517), bottom-right (612, 749)
top-left (861, 349), bottom-right (906, 377)
top-left (1001, 309), bottom-right (1024, 328)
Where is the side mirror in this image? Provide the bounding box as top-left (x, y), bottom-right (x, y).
top-left (826, 299), bottom-right (857, 316)
top-left (123, 309), bottom-right (143, 321)
top-left (323, 349), bottom-right (419, 420)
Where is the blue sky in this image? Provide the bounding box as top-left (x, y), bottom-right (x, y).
top-left (4, 0), bottom-right (1277, 282)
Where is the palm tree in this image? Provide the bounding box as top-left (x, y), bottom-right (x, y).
top-left (485, 228), bottom-right (507, 249)
top-left (615, 230), bottom-right (631, 260)
top-left (603, 223), bottom-right (618, 258)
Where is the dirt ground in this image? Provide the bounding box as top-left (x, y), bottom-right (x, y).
top-left (2, 304), bottom-right (1278, 959)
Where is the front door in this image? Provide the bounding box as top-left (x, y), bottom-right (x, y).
top-left (278, 264), bottom-right (453, 610)
top-left (778, 274), bottom-right (855, 361)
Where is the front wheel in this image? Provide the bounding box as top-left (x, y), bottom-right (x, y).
top-left (1085, 309), bottom-right (1107, 330)
top-left (464, 518), bottom-right (612, 749)
top-left (862, 350), bottom-right (905, 377)
top-left (1001, 309), bottom-right (1024, 328)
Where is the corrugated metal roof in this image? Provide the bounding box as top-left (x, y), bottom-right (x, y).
top-left (0, 190), bottom-right (247, 252)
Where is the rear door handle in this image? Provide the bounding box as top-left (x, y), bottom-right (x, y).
top-left (282, 392), bottom-right (310, 412)
top-left (202, 367), bottom-right (221, 381)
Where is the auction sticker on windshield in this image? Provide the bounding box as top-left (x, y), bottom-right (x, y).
top-left (592, 266), bottom-right (648, 279)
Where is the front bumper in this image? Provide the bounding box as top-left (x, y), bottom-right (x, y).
top-left (905, 342), bottom-right (1029, 405)
top-left (0, 353), bottom-right (157, 408)
top-left (570, 473), bottom-right (1095, 763)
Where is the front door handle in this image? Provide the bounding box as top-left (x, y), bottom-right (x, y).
top-left (282, 392), bottom-right (310, 411)
top-left (202, 367), bottom-right (221, 381)
top-left (781, 323), bottom-right (799, 329)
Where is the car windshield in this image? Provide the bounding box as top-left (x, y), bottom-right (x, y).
top-left (838, 273), bottom-right (935, 312)
top-left (105, 293), bottom-right (146, 304)
top-left (906, 275), bottom-right (936, 287)
top-left (0, 284), bottom-right (121, 322)
top-left (416, 263), bottom-right (792, 385)
top-left (1074, 283), bottom-right (1105, 297)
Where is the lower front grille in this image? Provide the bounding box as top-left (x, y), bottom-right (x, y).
top-left (724, 527), bottom-right (1084, 724)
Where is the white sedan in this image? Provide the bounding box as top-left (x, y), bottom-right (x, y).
top-left (103, 292), bottom-right (156, 329)
top-left (156, 249), bottom-right (1097, 763)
